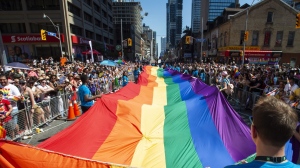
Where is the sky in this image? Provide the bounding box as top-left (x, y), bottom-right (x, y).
top-left (138, 0), bottom-right (254, 55)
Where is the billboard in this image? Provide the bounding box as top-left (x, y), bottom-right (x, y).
top-left (5, 45), bottom-right (31, 63)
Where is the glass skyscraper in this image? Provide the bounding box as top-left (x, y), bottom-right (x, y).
top-left (191, 0), bottom-right (201, 33)
top-left (166, 0), bottom-right (183, 47)
top-left (208, 0), bottom-right (238, 22)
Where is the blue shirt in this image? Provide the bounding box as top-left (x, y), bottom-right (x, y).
top-left (225, 160), bottom-right (300, 168)
top-left (133, 69), bottom-right (140, 77)
top-left (122, 76), bottom-right (128, 86)
top-left (78, 84), bottom-right (94, 107)
top-left (192, 70), bottom-right (199, 77)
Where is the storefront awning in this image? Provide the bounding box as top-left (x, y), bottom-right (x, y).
top-left (221, 50), bottom-right (282, 57)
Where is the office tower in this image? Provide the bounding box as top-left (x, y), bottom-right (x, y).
top-left (161, 37), bottom-right (167, 55)
top-left (0, 0), bottom-right (114, 61)
top-left (166, 0), bottom-right (183, 47)
top-left (191, 0), bottom-right (201, 33)
top-left (113, 1), bottom-right (143, 61)
top-left (208, 0), bottom-right (238, 22)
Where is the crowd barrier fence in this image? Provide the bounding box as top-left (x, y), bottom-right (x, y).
top-left (3, 71), bottom-right (135, 141)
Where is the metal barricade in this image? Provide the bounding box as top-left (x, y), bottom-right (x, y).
top-left (3, 71), bottom-right (157, 141)
top-left (2, 91), bottom-right (78, 141)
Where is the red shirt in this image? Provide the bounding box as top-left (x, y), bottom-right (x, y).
top-left (0, 99), bottom-right (12, 123)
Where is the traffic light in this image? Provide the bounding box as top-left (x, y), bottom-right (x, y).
top-left (41, 29), bottom-right (47, 41)
top-left (185, 36), bottom-right (191, 44)
top-left (128, 38), bottom-right (132, 46)
top-left (203, 52), bottom-right (206, 57)
top-left (296, 13), bottom-right (300, 28)
top-left (244, 31), bottom-right (249, 41)
top-left (240, 50), bottom-right (244, 57)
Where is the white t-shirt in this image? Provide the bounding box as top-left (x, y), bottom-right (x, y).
top-left (37, 85), bottom-right (52, 100)
top-left (37, 84), bottom-right (52, 92)
top-left (0, 84), bottom-right (21, 109)
top-left (284, 83), bottom-right (299, 95)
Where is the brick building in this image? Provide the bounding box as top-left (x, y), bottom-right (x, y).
top-left (203, 0), bottom-right (300, 66)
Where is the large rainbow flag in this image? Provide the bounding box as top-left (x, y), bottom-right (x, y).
top-left (0, 66), bottom-right (257, 167)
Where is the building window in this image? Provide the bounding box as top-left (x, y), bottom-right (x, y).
top-left (84, 12), bottom-right (93, 23)
top-left (267, 12), bottom-right (273, 23)
top-left (30, 22), bottom-right (62, 33)
top-left (263, 31), bottom-right (271, 46)
top-left (287, 31), bottom-right (295, 46)
top-left (103, 23), bottom-right (108, 30)
top-left (0, 0), bottom-right (22, 11)
top-left (83, 0), bottom-right (91, 6)
top-left (104, 37), bottom-right (108, 43)
top-left (0, 23), bottom-right (26, 33)
top-left (251, 31), bottom-right (259, 46)
top-left (108, 3), bottom-right (112, 10)
top-left (93, 3), bottom-right (100, 13)
top-left (26, 0), bottom-right (60, 10)
top-left (102, 10), bottom-right (107, 18)
top-left (36, 45), bottom-right (63, 59)
top-left (108, 15), bottom-right (113, 22)
top-left (240, 31), bottom-right (245, 45)
top-left (85, 29), bottom-right (93, 39)
top-left (96, 34), bottom-right (102, 41)
top-left (224, 32), bottom-right (227, 46)
top-left (68, 2), bottom-right (80, 17)
top-left (70, 24), bottom-right (82, 36)
top-left (95, 19), bottom-right (101, 27)
top-left (109, 27), bottom-right (113, 34)
top-left (219, 33), bottom-right (223, 47)
top-left (275, 31), bottom-right (283, 47)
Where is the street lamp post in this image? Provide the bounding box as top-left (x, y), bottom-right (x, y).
top-left (242, 0), bottom-right (256, 66)
top-left (121, 18), bottom-right (124, 60)
top-left (42, 14), bottom-right (64, 59)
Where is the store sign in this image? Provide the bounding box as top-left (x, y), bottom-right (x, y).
top-left (2, 34), bottom-right (64, 43)
top-left (184, 53), bottom-right (192, 58)
top-left (218, 46), bottom-right (260, 51)
top-left (71, 35), bottom-right (90, 44)
top-left (224, 50), bottom-right (282, 57)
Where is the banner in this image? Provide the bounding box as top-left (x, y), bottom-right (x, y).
top-left (88, 41), bottom-right (94, 63)
top-left (0, 31), bottom-right (6, 66)
top-left (5, 45), bottom-right (31, 63)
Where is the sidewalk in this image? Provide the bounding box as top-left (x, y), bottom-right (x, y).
top-left (20, 118), bottom-right (76, 146)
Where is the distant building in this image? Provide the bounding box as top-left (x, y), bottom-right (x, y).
top-left (161, 37), bottom-right (167, 55)
top-left (0, 0), bottom-right (114, 61)
top-left (191, 0), bottom-right (201, 33)
top-left (207, 0), bottom-right (238, 22)
top-left (113, 1), bottom-right (143, 61)
top-left (143, 25), bottom-right (155, 60)
top-left (203, 0), bottom-right (300, 65)
top-left (166, 0), bottom-right (183, 47)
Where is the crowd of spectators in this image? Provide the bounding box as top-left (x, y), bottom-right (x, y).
top-left (0, 58), bottom-right (299, 164)
top-left (0, 59), bottom-right (139, 140)
top-left (160, 61), bottom-right (300, 110)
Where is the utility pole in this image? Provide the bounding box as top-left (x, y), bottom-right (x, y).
top-left (121, 19), bottom-right (124, 60)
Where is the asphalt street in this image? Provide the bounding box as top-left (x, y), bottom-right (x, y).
top-left (20, 118), bottom-right (75, 146)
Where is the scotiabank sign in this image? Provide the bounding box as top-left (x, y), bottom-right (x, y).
top-left (2, 34), bottom-right (65, 43)
top-left (71, 35), bottom-right (90, 44)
